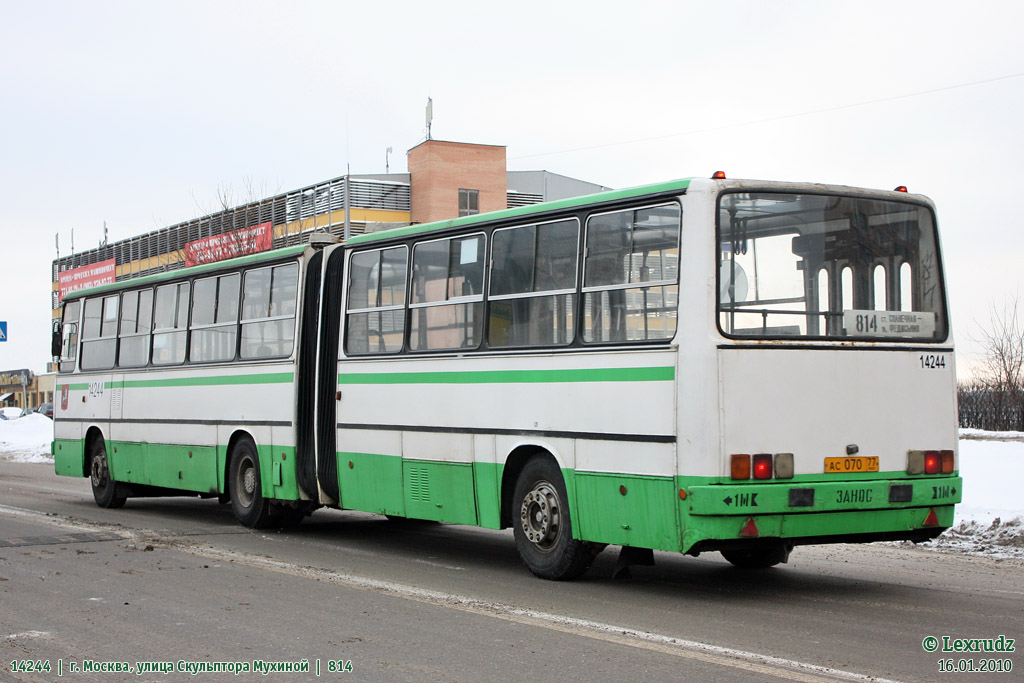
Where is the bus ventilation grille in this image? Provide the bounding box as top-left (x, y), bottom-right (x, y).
top-left (408, 467), bottom-right (431, 502)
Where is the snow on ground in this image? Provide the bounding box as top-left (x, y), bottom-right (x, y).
top-left (0, 413), bottom-right (54, 463)
top-left (0, 417), bottom-right (1020, 558)
top-left (920, 434), bottom-right (1024, 559)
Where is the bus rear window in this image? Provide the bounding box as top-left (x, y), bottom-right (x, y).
top-left (717, 192), bottom-right (947, 341)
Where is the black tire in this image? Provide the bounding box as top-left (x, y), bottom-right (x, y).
top-left (229, 439), bottom-right (273, 528)
top-left (721, 541), bottom-right (793, 569)
top-left (512, 456), bottom-right (597, 580)
top-left (89, 437), bottom-right (126, 509)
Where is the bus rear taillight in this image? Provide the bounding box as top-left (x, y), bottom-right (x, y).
top-left (940, 450), bottom-right (954, 474)
top-left (908, 449), bottom-right (954, 475)
top-left (774, 453), bottom-right (794, 479)
top-left (731, 454), bottom-right (751, 479)
top-left (752, 453), bottom-right (773, 480)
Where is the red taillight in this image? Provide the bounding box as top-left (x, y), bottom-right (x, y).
top-left (712, 171), bottom-right (727, 180)
top-left (924, 450), bottom-right (941, 474)
top-left (940, 450), bottom-right (954, 474)
top-left (731, 454), bottom-right (751, 480)
top-left (752, 453), bottom-right (773, 480)
top-left (894, 185), bottom-right (908, 192)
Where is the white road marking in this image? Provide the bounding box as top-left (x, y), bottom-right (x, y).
top-left (6, 631), bottom-right (51, 640)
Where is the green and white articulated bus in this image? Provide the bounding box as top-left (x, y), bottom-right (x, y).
top-left (53, 174), bottom-right (961, 579)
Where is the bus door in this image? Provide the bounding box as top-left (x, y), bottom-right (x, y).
top-left (315, 246), bottom-right (345, 505)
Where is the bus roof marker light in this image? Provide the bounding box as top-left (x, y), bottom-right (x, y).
top-left (712, 171), bottom-right (727, 180)
top-left (894, 185), bottom-right (908, 193)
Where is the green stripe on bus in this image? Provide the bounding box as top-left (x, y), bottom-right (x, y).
top-left (338, 366), bottom-right (675, 385)
top-left (106, 372), bottom-right (294, 389)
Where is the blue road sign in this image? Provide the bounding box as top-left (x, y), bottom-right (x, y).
top-left (0, 321), bottom-right (6, 342)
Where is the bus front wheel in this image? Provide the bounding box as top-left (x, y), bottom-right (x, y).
top-left (229, 439), bottom-right (273, 528)
top-left (90, 438), bottom-right (126, 509)
top-left (512, 456), bottom-right (597, 580)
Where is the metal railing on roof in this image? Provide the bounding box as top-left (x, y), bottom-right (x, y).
top-left (52, 176), bottom-right (411, 305)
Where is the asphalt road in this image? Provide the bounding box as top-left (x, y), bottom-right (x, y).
top-left (1, 460), bottom-right (1021, 682)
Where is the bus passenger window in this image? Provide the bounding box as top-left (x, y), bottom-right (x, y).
top-left (489, 219), bottom-right (578, 348)
top-left (80, 295), bottom-right (119, 370)
top-left (345, 246), bottom-right (407, 355)
top-left (118, 288), bottom-right (153, 367)
top-left (152, 283), bottom-right (189, 365)
top-left (241, 263), bottom-right (298, 359)
top-left (59, 300), bottom-right (81, 373)
top-left (190, 274), bottom-right (240, 363)
top-left (583, 204), bottom-right (680, 343)
top-left (409, 235), bottom-right (485, 352)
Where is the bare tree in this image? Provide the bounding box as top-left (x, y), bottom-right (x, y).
top-left (977, 293), bottom-right (1024, 394)
top-left (192, 177), bottom-right (282, 216)
top-left (960, 294), bottom-right (1024, 431)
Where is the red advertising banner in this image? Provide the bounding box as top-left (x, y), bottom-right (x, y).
top-left (58, 258), bottom-right (116, 302)
top-left (184, 222), bottom-right (273, 267)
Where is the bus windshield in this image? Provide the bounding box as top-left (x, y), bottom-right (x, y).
top-left (717, 192), bottom-right (947, 341)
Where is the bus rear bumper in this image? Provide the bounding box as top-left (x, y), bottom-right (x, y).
top-left (682, 504), bottom-right (953, 555)
top-left (681, 476), bottom-right (961, 555)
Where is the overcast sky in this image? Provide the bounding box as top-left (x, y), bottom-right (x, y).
top-left (1, 0), bottom-right (1021, 378)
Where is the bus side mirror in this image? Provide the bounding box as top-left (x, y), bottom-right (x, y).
top-left (51, 322), bottom-right (62, 359)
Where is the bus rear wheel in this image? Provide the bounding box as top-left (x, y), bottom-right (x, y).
top-left (512, 456), bottom-right (597, 580)
top-left (229, 439), bottom-right (273, 528)
top-left (89, 438), bottom-right (126, 509)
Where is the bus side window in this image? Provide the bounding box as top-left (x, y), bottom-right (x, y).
top-left (80, 295), bottom-right (119, 370)
top-left (190, 274), bottom-right (240, 363)
top-left (345, 247), bottom-right (407, 355)
top-left (152, 282), bottom-right (189, 365)
top-left (409, 235), bottom-right (485, 352)
top-left (583, 204), bottom-right (680, 343)
top-left (489, 219), bottom-right (578, 348)
top-left (241, 263), bottom-right (298, 359)
top-left (118, 288), bottom-right (153, 367)
top-left (59, 300), bottom-right (81, 373)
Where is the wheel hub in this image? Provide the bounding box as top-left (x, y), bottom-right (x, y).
top-left (90, 453), bottom-right (108, 487)
top-left (236, 456), bottom-right (256, 508)
top-left (519, 481), bottom-right (561, 550)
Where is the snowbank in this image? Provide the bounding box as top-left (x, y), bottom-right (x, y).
top-left (0, 413), bottom-right (54, 463)
top-left (921, 437), bottom-right (1024, 559)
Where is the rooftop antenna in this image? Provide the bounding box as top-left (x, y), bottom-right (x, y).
top-left (386, 146), bottom-right (393, 173)
top-left (425, 97), bottom-right (433, 140)
top-left (55, 233), bottom-right (60, 262)
top-left (100, 220), bottom-right (108, 248)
